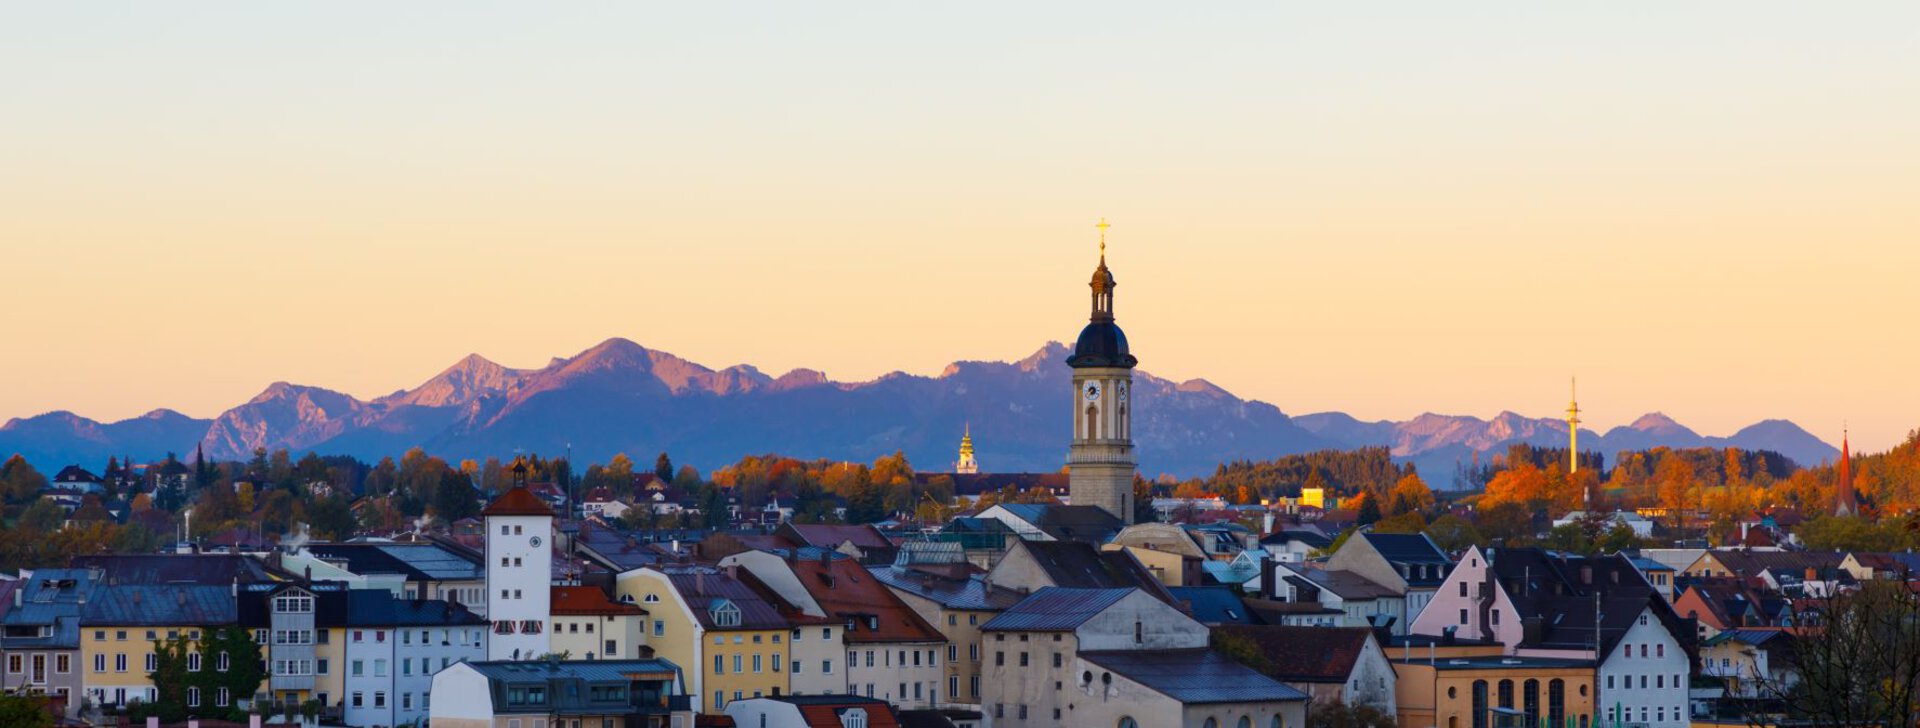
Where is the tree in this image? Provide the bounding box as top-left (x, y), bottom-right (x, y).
top-left (19, 499), bottom-right (65, 533)
top-left (1387, 473), bottom-right (1435, 516)
top-left (655, 453), bottom-right (675, 484)
top-left (151, 627), bottom-right (266, 720)
top-left (1354, 492), bottom-right (1382, 525)
top-left (306, 496), bottom-right (355, 540)
top-left (1307, 700), bottom-right (1397, 728)
top-left (1736, 582), bottom-right (1920, 727)
top-left (0, 692), bottom-right (53, 728)
top-left (1133, 475), bottom-right (1158, 524)
top-left (0, 454), bottom-right (48, 503)
top-left (1425, 514), bottom-right (1486, 551)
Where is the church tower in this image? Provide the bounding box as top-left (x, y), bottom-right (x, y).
top-left (955, 424), bottom-right (979, 474)
top-left (1836, 427), bottom-right (1857, 517)
top-left (1067, 219), bottom-right (1138, 524)
top-left (483, 461), bottom-right (555, 660)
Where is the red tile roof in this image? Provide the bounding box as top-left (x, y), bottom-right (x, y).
top-left (551, 585), bottom-right (645, 616)
top-left (799, 704), bottom-right (901, 727)
top-left (482, 486), bottom-right (555, 517)
top-left (790, 557), bottom-right (944, 643)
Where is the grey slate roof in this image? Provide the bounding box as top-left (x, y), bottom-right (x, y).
top-left (81, 584), bottom-right (237, 626)
top-left (1168, 586), bottom-right (1256, 625)
top-left (1080, 649), bottom-right (1309, 704)
top-left (72, 554), bottom-right (284, 585)
top-left (661, 567), bottom-right (790, 631)
top-left (868, 566), bottom-right (1024, 612)
top-left (995, 504), bottom-right (1124, 543)
top-left (980, 588), bottom-right (1133, 632)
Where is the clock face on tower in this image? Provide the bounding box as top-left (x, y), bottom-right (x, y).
top-left (1084, 383), bottom-right (1101, 401)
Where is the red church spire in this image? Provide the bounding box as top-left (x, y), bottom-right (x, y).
top-left (1836, 427), bottom-right (1857, 517)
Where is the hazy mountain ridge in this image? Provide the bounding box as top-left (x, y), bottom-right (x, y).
top-left (0, 339), bottom-right (1840, 478)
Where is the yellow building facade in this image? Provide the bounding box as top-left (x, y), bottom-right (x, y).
top-left (1392, 656), bottom-right (1597, 728)
top-left (616, 567), bottom-right (790, 714)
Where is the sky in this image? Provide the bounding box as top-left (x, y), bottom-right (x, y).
top-left (2, 4), bottom-right (1917, 452)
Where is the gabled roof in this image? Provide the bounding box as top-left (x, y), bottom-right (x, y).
top-left (342, 589), bottom-right (488, 626)
top-left (1705, 549), bottom-right (1845, 578)
top-left (789, 557), bottom-right (944, 644)
top-left (1019, 540), bottom-right (1162, 592)
top-left (71, 554), bottom-right (285, 585)
top-left (81, 584), bottom-right (237, 626)
top-left (552, 585), bottom-right (645, 616)
top-left (992, 504), bottom-right (1124, 543)
top-left (1168, 586), bottom-right (1256, 625)
top-left (868, 566), bottom-right (1024, 612)
top-left (980, 587), bottom-right (1134, 632)
top-left (482, 485), bottom-right (556, 517)
top-left (53, 465), bottom-right (101, 483)
top-left (659, 567), bottom-right (791, 631)
top-left (1079, 649), bottom-right (1310, 704)
top-left (1360, 532), bottom-right (1451, 565)
top-left (1214, 625), bottom-right (1374, 682)
top-left (1292, 567), bottom-right (1397, 600)
top-left (1259, 528), bottom-right (1333, 549)
top-left (305, 542), bottom-right (485, 582)
top-left (781, 523), bottom-right (895, 551)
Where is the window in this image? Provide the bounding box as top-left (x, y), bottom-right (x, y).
top-left (733, 655), bottom-right (742, 673)
top-left (145, 654), bottom-right (157, 671)
top-left (217, 652), bottom-right (230, 672)
top-left (653, 620), bottom-right (665, 637)
top-left (949, 644), bottom-right (958, 662)
top-left (753, 654), bottom-right (762, 673)
top-left (188, 688), bottom-right (201, 707)
top-left (1460, 609), bottom-right (1469, 624)
top-left (117, 654), bottom-right (129, 673)
top-left (950, 675), bottom-right (959, 697)
top-left (318, 659), bottom-right (329, 674)
top-left (1492, 609), bottom-right (1501, 625)
top-left (1134, 621), bottom-right (1143, 643)
top-left (375, 691), bottom-right (387, 708)
top-left (995, 651), bottom-right (1004, 666)
top-left (92, 655), bottom-right (104, 673)
top-left (55, 655), bottom-right (68, 674)
top-left (1053, 653), bottom-right (1063, 668)
top-left (714, 655), bottom-right (724, 674)
top-left (1657, 644), bottom-right (1665, 658)
top-left (823, 659), bottom-right (833, 674)
top-left (403, 693), bottom-right (413, 710)
top-left (792, 660), bottom-right (802, 674)
top-left (971, 675), bottom-right (980, 697)
top-left (352, 660), bottom-right (364, 677)
top-left (1019, 652), bottom-right (1029, 667)
top-left (1460, 582), bottom-right (1468, 597)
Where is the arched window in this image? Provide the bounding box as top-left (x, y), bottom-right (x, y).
top-left (1523, 678), bottom-right (1540, 722)
top-left (1271, 716), bottom-right (1285, 728)
top-left (1087, 405), bottom-right (1099, 440)
top-left (1203, 719), bottom-right (1218, 728)
top-left (1497, 679), bottom-right (1514, 709)
top-left (1238, 717), bottom-right (1252, 728)
top-left (1548, 679), bottom-right (1566, 726)
top-left (1119, 719), bottom-right (1139, 728)
top-left (1471, 680), bottom-right (1489, 728)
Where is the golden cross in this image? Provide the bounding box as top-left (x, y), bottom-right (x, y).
top-left (1095, 217), bottom-right (1110, 256)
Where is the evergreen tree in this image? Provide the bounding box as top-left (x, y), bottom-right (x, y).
top-left (655, 453), bottom-right (675, 484)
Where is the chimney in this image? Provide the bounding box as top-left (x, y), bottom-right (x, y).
top-left (179, 591), bottom-right (187, 607)
top-left (724, 564), bottom-right (739, 581)
top-left (695, 570), bottom-right (706, 594)
top-left (11, 588), bottom-right (19, 608)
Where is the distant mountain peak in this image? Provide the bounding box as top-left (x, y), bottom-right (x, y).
top-left (1629, 412), bottom-right (1686, 431)
top-left (1175, 379), bottom-right (1231, 398)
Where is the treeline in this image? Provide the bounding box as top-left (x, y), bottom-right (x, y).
top-left (1204, 447), bottom-right (1409, 501)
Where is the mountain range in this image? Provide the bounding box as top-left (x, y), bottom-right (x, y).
top-left (0, 339), bottom-right (1841, 481)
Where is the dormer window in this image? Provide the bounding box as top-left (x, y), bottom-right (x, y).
top-left (711, 600), bottom-right (742, 628)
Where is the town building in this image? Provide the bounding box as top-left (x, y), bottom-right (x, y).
top-left (979, 586), bottom-right (1307, 728)
top-left (550, 584), bottom-right (648, 660)
top-left (1389, 655), bottom-right (1596, 728)
top-left (78, 584), bottom-right (239, 711)
top-left (868, 542), bottom-right (1024, 711)
top-left (1323, 532), bottom-right (1451, 633)
top-left (428, 658), bottom-right (694, 728)
top-left (971, 503), bottom-right (1124, 544)
top-left (726, 694), bottom-right (902, 728)
top-left (1699, 629), bottom-right (1797, 700)
top-left (300, 541), bottom-right (489, 614)
top-left (484, 479), bottom-right (557, 660)
top-left (1, 568), bottom-right (97, 719)
top-left (1212, 626), bottom-right (1397, 713)
top-left (336, 589), bottom-right (489, 727)
top-left (615, 565), bottom-right (793, 713)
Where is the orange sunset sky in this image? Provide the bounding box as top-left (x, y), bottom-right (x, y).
top-left (2, 4), bottom-right (1917, 452)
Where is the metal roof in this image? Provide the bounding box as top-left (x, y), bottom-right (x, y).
top-left (1168, 587), bottom-right (1256, 625)
top-left (868, 566), bottom-right (1024, 612)
top-left (465, 658), bottom-right (684, 684)
top-left (81, 584), bottom-right (237, 626)
top-left (1080, 649), bottom-right (1309, 704)
top-left (306, 542), bottom-right (483, 582)
top-left (980, 588), bottom-right (1134, 632)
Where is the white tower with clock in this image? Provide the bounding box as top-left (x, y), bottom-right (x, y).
top-left (483, 462), bottom-right (555, 660)
top-left (1066, 219), bottom-right (1138, 524)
